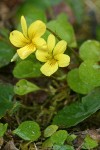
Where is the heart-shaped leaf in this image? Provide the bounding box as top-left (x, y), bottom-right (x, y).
top-left (13, 121), bottom-right (41, 141)
top-left (79, 40), bottom-right (100, 61)
top-left (67, 68), bottom-right (94, 94)
top-left (14, 79), bottom-right (40, 95)
top-left (44, 125), bottom-right (58, 137)
top-left (50, 130), bottom-right (68, 145)
top-left (13, 60), bottom-right (41, 78)
top-left (79, 60), bottom-right (100, 87)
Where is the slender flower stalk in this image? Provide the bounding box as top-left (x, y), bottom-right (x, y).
top-left (36, 34), bottom-right (70, 76)
top-left (9, 16), bottom-right (47, 59)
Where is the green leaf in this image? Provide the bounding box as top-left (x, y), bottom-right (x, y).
top-left (53, 144), bottom-right (74, 150)
top-left (14, 79), bottom-right (40, 95)
top-left (50, 130), bottom-right (68, 145)
top-left (67, 68), bottom-right (94, 94)
top-left (13, 60), bottom-right (41, 78)
top-left (46, 13), bottom-right (77, 47)
top-left (0, 83), bottom-right (14, 101)
top-left (79, 40), bottom-right (100, 61)
top-left (0, 83), bottom-right (14, 118)
top-left (79, 60), bottom-right (100, 87)
top-left (0, 27), bottom-right (9, 38)
top-left (53, 88), bottom-right (100, 127)
top-left (66, 134), bottom-right (77, 143)
top-left (44, 125), bottom-right (58, 137)
top-left (40, 0), bottom-right (62, 7)
top-left (16, 2), bottom-right (47, 24)
top-left (13, 121), bottom-right (41, 141)
top-left (82, 135), bottom-right (98, 149)
top-left (0, 123), bottom-right (8, 137)
top-left (22, 0), bottom-right (62, 9)
top-left (0, 40), bottom-right (14, 68)
top-left (56, 13), bottom-right (69, 23)
top-left (8, 101), bottom-right (21, 115)
top-left (42, 139), bottom-right (53, 148)
top-left (0, 101), bottom-right (14, 119)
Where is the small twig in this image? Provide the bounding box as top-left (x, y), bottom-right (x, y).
top-left (67, 46), bottom-right (82, 62)
top-left (34, 143), bottom-right (38, 150)
top-left (15, 115), bottom-right (20, 125)
top-left (76, 142), bottom-right (83, 150)
top-left (21, 104), bottom-right (34, 110)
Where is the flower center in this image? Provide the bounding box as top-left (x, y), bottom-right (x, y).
top-left (49, 59), bottom-right (57, 66)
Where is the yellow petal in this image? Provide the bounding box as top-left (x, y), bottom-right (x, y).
top-left (21, 16), bottom-right (28, 37)
top-left (28, 20), bottom-right (46, 39)
top-left (33, 38), bottom-right (47, 50)
top-left (55, 54), bottom-right (70, 67)
top-left (17, 43), bottom-right (36, 59)
top-left (53, 40), bottom-right (67, 55)
top-left (36, 50), bottom-right (49, 62)
top-left (47, 34), bottom-right (55, 53)
top-left (41, 60), bottom-right (58, 76)
top-left (9, 30), bottom-right (29, 47)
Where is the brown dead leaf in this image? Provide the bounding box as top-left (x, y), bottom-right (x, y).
top-left (0, 137), bottom-right (4, 149)
top-left (3, 140), bottom-right (18, 150)
top-left (87, 129), bottom-right (100, 142)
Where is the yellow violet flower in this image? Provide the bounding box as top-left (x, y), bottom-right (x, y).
top-left (9, 16), bottom-right (47, 59)
top-left (36, 34), bottom-right (70, 76)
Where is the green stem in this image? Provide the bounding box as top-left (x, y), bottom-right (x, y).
top-left (21, 104), bottom-right (34, 110)
top-left (67, 46), bottom-right (82, 62)
top-left (47, 27), bottom-right (61, 40)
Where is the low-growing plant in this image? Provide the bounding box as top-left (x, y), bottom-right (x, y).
top-left (0, 1), bottom-right (100, 149)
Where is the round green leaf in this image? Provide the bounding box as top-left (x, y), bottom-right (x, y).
top-left (42, 139), bottom-right (53, 148)
top-left (16, 2), bottom-right (47, 24)
top-left (67, 68), bottom-right (94, 94)
top-left (44, 125), bottom-right (58, 137)
top-left (50, 130), bottom-right (68, 145)
top-left (66, 134), bottom-right (77, 143)
top-left (14, 79), bottom-right (40, 95)
top-left (13, 121), bottom-right (41, 141)
top-left (82, 135), bottom-right (98, 149)
top-left (0, 123), bottom-right (8, 137)
top-left (13, 60), bottom-right (41, 78)
top-left (79, 40), bottom-right (100, 61)
top-left (79, 60), bottom-right (100, 87)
